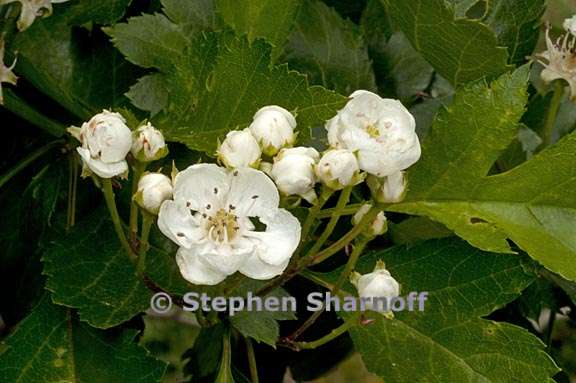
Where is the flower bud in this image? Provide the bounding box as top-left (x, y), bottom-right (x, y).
top-left (217, 129), bottom-right (261, 168)
top-left (564, 15), bottom-right (576, 35)
top-left (249, 105), bottom-right (296, 156)
top-left (367, 171), bottom-right (407, 203)
top-left (352, 204), bottom-right (387, 237)
top-left (131, 122), bottom-right (168, 162)
top-left (271, 147), bottom-right (319, 203)
top-left (71, 110), bottom-right (132, 179)
top-left (316, 149), bottom-right (362, 190)
top-left (351, 260), bottom-right (400, 313)
top-left (326, 90), bottom-right (420, 177)
top-left (134, 173), bottom-right (173, 214)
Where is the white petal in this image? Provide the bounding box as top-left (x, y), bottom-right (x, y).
top-left (157, 200), bottom-right (204, 249)
top-left (196, 238), bottom-right (254, 275)
top-left (173, 164), bottom-right (229, 212)
top-left (239, 254), bottom-right (290, 280)
top-left (176, 247), bottom-right (227, 285)
top-left (244, 209), bottom-right (301, 266)
top-left (226, 167), bottom-right (279, 217)
top-left (77, 147), bottom-right (127, 178)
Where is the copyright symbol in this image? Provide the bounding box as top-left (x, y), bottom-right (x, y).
top-left (150, 292), bottom-right (172, 314)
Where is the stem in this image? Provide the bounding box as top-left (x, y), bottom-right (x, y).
top-left (215, 329), bottom-right (233, 383)
top-left (3, 90), bottom-right (66, 137)
top-left (102, 178), bottom-right (136, 260)
top-left (137, 213), bottom-right (153, 276)
top-left (310, 207), bottom-right (380, 265)
top-left (333, 238), bottom-right (370, 294)
top-left (542, 81), bottom-right (563, 148)
top-left (288, 307), bottom-right (325, 341)
top-left (289, 237), bottom-right (370, 341)
top-left (316, 203), bottom-right (363, 219)
top-left (0, 139), bottom-right (64, 189)
top-left (245, 337), bottom-right (259, 383)
top-left (291, 319), bottom-right (355, 350)
top-left (66, 153), bottom-right (79, 230)
top-left (304, 186), bottom-right (353, 258)
top-left (300, 187), bottom-right (334, 243)
top-left (545, 309), bottom-right (556, 351)
top-left (129, 162), bottom-right (146, 245)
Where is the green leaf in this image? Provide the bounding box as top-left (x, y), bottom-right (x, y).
top-left (361, 0), bottom-right (433, 100)
top-left (42, 210), bottom-right (151, 329)
top-left (229, 282), bottom-right (296, 346)
top-left (317, 238), bottom-right (558, 382)
top-left (65, 0), bottom-right (134, 25)
top-left (382, 0), bottom-right (511, 85)
top-left (13, 2), bottom-right (139, 119)
top-left (281, 0), bottom-right (376, 94)
top-left (216, 0), bottom-right (302, 59)
top-left (484, 0), bottom-right (546, 65)
top-left (0, 295), bottom-right (166, 383)
top-left (105, 13), bottom-right (189, 70)
top-left (126, 74), bottom-right (169, 116)
top-left (390, 66), bottom-right (576, 281)
top-left (107, 5), bottom-right (346, 153)
top-left (161, 0), bottom-right (217, 37)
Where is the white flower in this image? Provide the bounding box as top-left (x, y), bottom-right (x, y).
top-left (135, 173), bottom-right (173, 214)
top-left (367, 171), bottom-right (407, 203)
top-left (157, 164), bottom-right (301, 285)
top-left (131, 122), bottom-right (168, 162)
top-left (535, 28), bottom-right (576, 100)
top-left (249, 105), bottom-right (296, 156)
top-left (316, 149), bottom-right (361, 190)
top-left (271, 147), bottom-right (319, 203)
top-left (0, 38), bottom-right (17, 105)
top-left (0, 0), bottom-right (69, 31)
top-left (217, 129), bottom-right (261, 168)
top-left (70, 110), bottom-right (132, 179)
top-left (564, 15), bottom-right (576, 36)
top-left (351, 260), bottom-right (400, 313)
top-left (352, 204), bottom-right (387, 237)
top-left (326, 90), bottom-right (421, 177)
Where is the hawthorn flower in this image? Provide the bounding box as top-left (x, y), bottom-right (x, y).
top-left (217, 129), bottom-right (261, 168)
top-left (535, 28), bottom-right (576, 100)
top-left (249, 105), bottom-right (296, 156)
top-left (157, 164), bottom-right (301, 285)
top-left (69, 110), bottom-right (132, 179)
top-left (134, 173), bottom-right (173, 215)
top-left (271, 147), bottom-right (319, 203)
top-left (0, 38), bottom-right (17, 105)
top-left (316, 149), bottom-right (361, 190)
top-left (326, 90), bottom-right (421, 177)
top-left (352, 204), bottom-right (387, 237)
top-left (564, 15), bottom-right (576, 35)
top-left (0, 0), bottom-right (69, 31)
top-left (367, 171), bottom-right (407, 203)
top-left (131, 122), bottom-right (168, 162)
top-left (351, 260), bottom-right (400, 313)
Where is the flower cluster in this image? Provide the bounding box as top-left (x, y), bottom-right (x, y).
top-left (71, 89), bottom-right (421, 289)
top-left (217, 91), bottom-right (421, 205)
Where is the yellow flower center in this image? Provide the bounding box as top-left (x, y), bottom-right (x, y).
top-left (366, 124), bottom-right (380, 138)
top-left (207, 208), bottom-right (239, 243)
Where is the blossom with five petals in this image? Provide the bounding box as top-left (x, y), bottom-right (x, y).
top-left (158, 164), bottom-right (301, 285)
